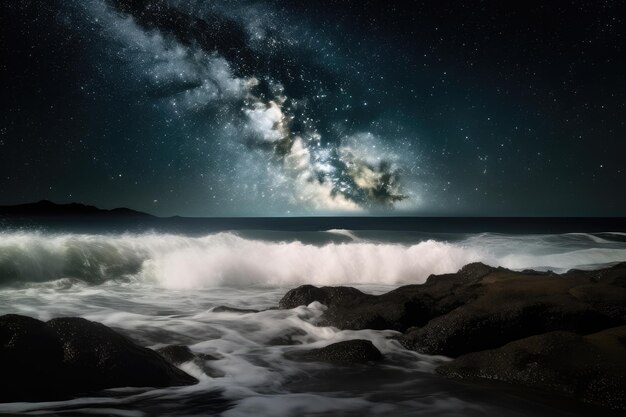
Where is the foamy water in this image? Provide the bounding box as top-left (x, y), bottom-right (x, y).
top-left (1, 230), bottom-right (625, 288)
top-left (0, 230), bottom-right (624, 416)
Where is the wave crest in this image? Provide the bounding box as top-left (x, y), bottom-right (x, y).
top-left (0, 231), bottom-right (625, 288)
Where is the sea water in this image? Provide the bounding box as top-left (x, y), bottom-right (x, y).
top-left (1, 228), bottom-right (625, 416)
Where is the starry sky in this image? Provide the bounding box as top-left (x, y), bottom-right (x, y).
top-left (1, 0), bottom-right (625, 216)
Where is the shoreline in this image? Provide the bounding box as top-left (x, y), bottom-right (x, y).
top-left (1, 261), bottom-right (625, 414)
top-left (278, 261), bottom-right (626, 412)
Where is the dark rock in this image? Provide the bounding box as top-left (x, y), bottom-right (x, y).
top-left (519, 269), bottom-right (554, 276)
top-left (569, 284), bottom-right (626, 321)
top-left (157, 344), bottom-right (220, 362)
top-left (437, 326), bottom-right (626, 412)
top-left (156, 344), bottom-right (222, 377)
top-left (156, 344), bottom-right (197, 364)
top-left (278, 263), bottom-right (499, 332)
top-left (47, 317), bottom-right (198, 391)
top-left (279, 284), bottom-right (433, 331)
top-left (400, 295), bottom-right (618, 357)
top-left (399, 265), bottom-right (624, 356)
top-left (322, 295), bottom-right (433, 331)
top-left (457, 262), bottom-right (497, 279)
top-left (279, 285), bottom-right (371, 309)
top-left (0, 314), bottom-right (197, 402)
top-left (211, 306), bottom-right (260, 314)
top-left (0, 314), bottom-right (65, 402)
top-left (274, 262), bottom-right (626, 413)
top-left (285, 339), bottom-right (383, 364)
top-left (279, 262), bottom-right (626, 357)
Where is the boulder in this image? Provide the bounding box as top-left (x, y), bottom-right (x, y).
top-left (278, 263), bottom-right (499, 331)
top-left (156, 344), bottom-right (223, 378)
top-left (157, 344), bottom-right (197, 364)
top-left (47, 317), bottom-right (198, 391)
top-left (0, 314), bottom-right (198, 402)
top-left (437, 326), bottom-right (626, 412)
top-left (399, 294), bottom-right (618, 357)
top-left (0, 314), bottom-right (65, 402)
top-left (569, 284), bottom-right (626, 322)
top-left (279, 285), bottom-right (371, 310)
top-left (279, 263), bottom-right (626, 357)
top-left (399, 266), bottom-right (623, 356)
top-left (285, 339), bottom-right (383, 364)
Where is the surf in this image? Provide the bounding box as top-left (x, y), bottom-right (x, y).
top-left (1, 231), bottom-right (626, 288)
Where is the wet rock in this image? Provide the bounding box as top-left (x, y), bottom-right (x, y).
top-left (322, 295), bottom-right (433, 331)
top-left (280, 263), bottom-right (625, 357)
top-left (0, 314), bottom-right (198, 402)
top-left (0, 314), bottom-right (65, 402)
top-left (276, 262), bottom-right (626, 413)
top-left (278, 263), bottom-right (499, 332)
top-left (400, 294), bottom-right (618, 357)
top-left (156, 344), bottom-right (222, 377)
top-left (285, 339), bottom-right (383, 364)
top-left (47, 317), bottom-right (199, 390)
top-left (157, 344), bottom-right (197, 364)
top-left (399, 265), bottom-right (624, 356)
top-left (569, 284), bottom-right (626, 322)
top-left (211, 306), bottom-right (260, 314)
top-left (457, 262), bottom-right (497, 279)
top-left (157, 344), bottom-right (220, 362)
top-left (279, 284), bottom-right (432, 330)
top-left (279, 285), bottom-right (371, 310)
top-left (437, 326), bottom-right (626, 412)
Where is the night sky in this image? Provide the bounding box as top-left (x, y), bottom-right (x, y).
top-left (1, 0), bottom-right (624, 216)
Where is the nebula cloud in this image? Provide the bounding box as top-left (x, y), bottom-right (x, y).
top-left (82, 0), bottom-right (417, 212)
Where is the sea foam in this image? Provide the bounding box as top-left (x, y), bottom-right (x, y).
top-left (0, 231), bottom-right (624, 288)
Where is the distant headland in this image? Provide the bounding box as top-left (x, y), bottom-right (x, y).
top-left (0, 200), bottom-right (152, 218)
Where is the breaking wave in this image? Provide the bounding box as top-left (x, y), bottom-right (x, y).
top-left (0, 231), bottom-right (625, 288)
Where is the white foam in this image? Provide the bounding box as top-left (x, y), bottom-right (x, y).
top-left (325, 228), bottom-right (360, 241)
top-left (0, 231), bottom-right (625, 289)
top-left (144, 235), bottom-right (484, 288)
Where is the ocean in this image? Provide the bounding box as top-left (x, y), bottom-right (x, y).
top-left (1, 218), bottom-right (625, 416)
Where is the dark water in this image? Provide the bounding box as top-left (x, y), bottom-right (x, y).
top-left (2, 215), bottom-right (626, 235)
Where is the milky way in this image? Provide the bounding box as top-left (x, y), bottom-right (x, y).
top-left (78, 0), bottom-right (423, 213)
top-left (1, 1), bottom-right (625, 215)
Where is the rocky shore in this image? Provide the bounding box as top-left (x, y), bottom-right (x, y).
top-left (0, 315), bottom-right (197, 402)
top-left (1, 262), bottom-right (625, 413)
top-left (279, 262), bottom-right (626, 412)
